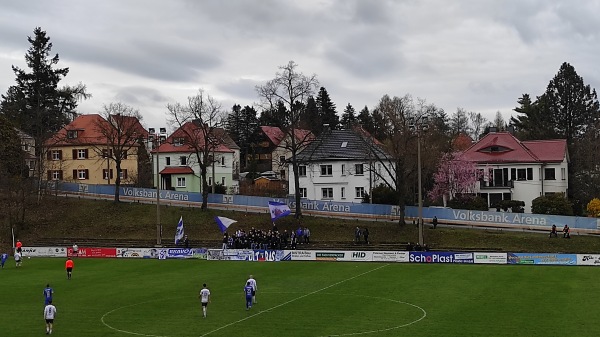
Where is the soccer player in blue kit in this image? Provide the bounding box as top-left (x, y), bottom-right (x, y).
top-left (244, 281), bottom-right (253, 310)
top-left (44, 284), bottom-right (54, 305)
top-left (0, 252), bottom-right (7, 268)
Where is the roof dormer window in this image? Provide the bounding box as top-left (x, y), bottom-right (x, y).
top-left (174, 137), bottom-right (185, 146)
top-left (67, 130), bottom-right (78, 139)
top-left (478, 145), bottom-right (511, 153)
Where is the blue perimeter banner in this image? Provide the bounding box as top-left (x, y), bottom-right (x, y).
top-left (507, 253), bottom-right (577, 265)
top-left (161, 248), bottom-right (207, 259)
top-left (409, 252), bottom-right (474, 264)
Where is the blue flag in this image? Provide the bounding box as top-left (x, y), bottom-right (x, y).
top-left (215, 216), bottom-right (237, 233)
top-left (174, 217), bottom-right (185, 244)
top-left (268, 201), bottom-right (291, 221)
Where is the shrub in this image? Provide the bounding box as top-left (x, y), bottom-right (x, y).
top-left (531, 194), bottom-right (573, 216)
top-left (586, 198), bottom-right (600, 217)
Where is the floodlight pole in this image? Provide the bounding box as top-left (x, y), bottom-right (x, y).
top-left (417, 131), bottom-right (423, 247)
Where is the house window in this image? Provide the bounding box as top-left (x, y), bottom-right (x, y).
top-left (527, 168), bottom-right (533, 180)
top-left (279, 156), bottom-right (285, 164)
top-left (341, 164), bottom-right (346, 176)
top-left (51, 150), bottom-right (62, 160)
top-left (48, 170), bottom-right (63, 180)
top-left (355, 164), bottom-right (364, 175)
top-left (180, 156), bottom-right (187, 166)
top-left (341, 187), bottom-right (346, 199)
top-left (174, 137), bottom-right (185, 146)
top-left (355, 187), bottom-right (365, 198)
top-left (221, 177), bottom-right (226, 185)
top-left (208, 177), bottom-right (213, 186)
top-left (280, 170), bottom-right (286, 180)
top-left (321, 187), bottom-right (333, 199)
top-left (67, 130), bottom-right (78, 139)
top-left (103, 169), bottom-right (114, 180)
top-left (165, 157), bottom-right (171, 165)
top-left (510, 168), bottom-right (516, 181)
top-left (177, 177), bottom-right (186, 187)
top-left (75, 149), bottom-right (88, 159)
top-left (517, 168), bottom-right (526, 181)
top-left (320, 165), bottom-right (333, 176)
top-left (121, 150), bottom-right (128, 159)
top-left (119, 169), bottom-right (128, 179)
top-left (561, 168), bottom-right (566, 180)
top-left (544, 168), bottom-right (555, 180)
top-left (74, 169), bottom-right (88, 180)
top-left (299, 188), bottom-right (307, 198)
top-left (221, 156), bottom-right (225, 166)
top-left (102, 149), bottom-right (113, 158)
top-left (298, 165), bottom-right (307, 177)
top-left (23, 143), bottom-right (29, 151)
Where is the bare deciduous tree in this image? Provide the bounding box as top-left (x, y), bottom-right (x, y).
top-left (166, 89), bottom-right (224, 210)
top-left (256, 61), bottom-right (319, 218)
top-left (92, 102), bottom-right (146, 202)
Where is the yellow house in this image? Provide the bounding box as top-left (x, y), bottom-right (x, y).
top-left (45, 114), bottom-right (147, 185)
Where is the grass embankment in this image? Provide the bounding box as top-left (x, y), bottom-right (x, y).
top-left (2, 195), bottom-right (600, 253)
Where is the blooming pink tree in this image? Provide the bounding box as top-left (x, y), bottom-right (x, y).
top-left (428, 152), bottom-right (485, 206)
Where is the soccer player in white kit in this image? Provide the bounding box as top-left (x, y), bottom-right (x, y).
top-left (44, 300), bottom-right (57, 334)
top-left (246, 275), bottom-right (257, 304)
top-left (199, 284), bottom-right (211, 318)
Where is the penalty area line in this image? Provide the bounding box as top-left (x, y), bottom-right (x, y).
top-left (199, 264), bottom-right (390, 337)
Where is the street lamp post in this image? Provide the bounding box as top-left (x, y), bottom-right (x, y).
top-left (409, 116), bottom-right (429, 247)
top-left (149, 127), bottom-right (166, 246)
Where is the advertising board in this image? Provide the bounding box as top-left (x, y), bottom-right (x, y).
top-left (206, 249), bottom-right (282, 261)
top-left (409, 252), bottom-right (474, 264)
top-left (21, 247), bottom-right (67, 258)
top-left (67, 247), bottom-right (117, 258)
top-left (473, 252), bottom-right (507, 264)
top-left (507, 253), bottom-right (577, 265)
top-left (372, 251), bottom-right (409, 262)
top-left (577, 254), bottom-right (600, 266)
top-left (116, 248), bottom-right (161, 259)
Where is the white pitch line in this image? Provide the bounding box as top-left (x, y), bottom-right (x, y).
top-left (199, 264), bottom-right (390, 337)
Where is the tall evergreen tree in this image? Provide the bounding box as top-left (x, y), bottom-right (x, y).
top-left (0, 27), bottom-right (89, 193)
top-left (225, 104), bottom-right (259, 171)
top-left (340, 103), bottom-right (356, 128)
top-left (298, 96), bottom-right (320, 132)
top-left (258, 100), bottom-right (287, 126)
top-left (357, 105), bottom-right (375, 133)
top-left (449, 108), bottom-right (470, 136)
top-left (315, 87), bottom-right (338, 130)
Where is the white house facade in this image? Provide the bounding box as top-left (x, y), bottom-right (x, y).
top-left (289, 128), bottom-right (394, 203)
top-left (460, 132), bottom-right (569, 213)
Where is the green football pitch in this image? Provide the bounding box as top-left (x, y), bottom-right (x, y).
top-left (2, 258), bottom-right (599, 337)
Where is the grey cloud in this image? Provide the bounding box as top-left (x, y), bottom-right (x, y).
top-left (216, 78), bottom-right (262, 102)
top-left (113, 86), bottom-right (171, 106)
top-left (55, 36), bottom-right (221, 82)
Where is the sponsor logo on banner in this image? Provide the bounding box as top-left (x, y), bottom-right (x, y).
top-left (116, 248), bottom-right (161, 259)
top-left (316, 252), bottom-right (345, 261)
top-left (347, 251), bottom-right (373, 261)
top-left (68, 247), bottom-right (117, 258)
top-left (21, 247), bottom-right (67, 258)
top-left (474, 252), bottom-right (507, 264)
top-left (372, 251), bottom-right (409, 262)
top-left (508, 253), bottom-right (577, 265)
top-left (409, 252), bottom-right (474, 264)
top-left (206, 249), bottom-right (282, 261)
top-left (164, 248), bottom-right (207, 259)
top-left (577, 254), bottom-right (600, 266)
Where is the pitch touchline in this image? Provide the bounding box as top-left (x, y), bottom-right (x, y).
top-left (199, 264), bottom-right (390, 337)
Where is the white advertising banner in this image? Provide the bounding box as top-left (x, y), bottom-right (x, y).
top-left (21, 247), bottom-right (68, 257)
top-left (282, 250), bottom-right (315, 261)
top-left (116, 248), bottom-right (160, 259)
top-left (473, 252), bottom-right (508, 264)
top-left (338, 251), bottom-right (374, 262)
top-left (577, 254), bottom-right (600, 266)
top-left (372, 251), bottom-right (410, 262)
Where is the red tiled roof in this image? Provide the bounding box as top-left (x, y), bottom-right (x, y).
top-left (459, 132), bottom-right (567, 163)
top-left (154, 122), bottom-right (234, 154)
top-left (261, 126), bottom-right (285, 145)
top-left (160, 166), bottom-right (194, 174)
top-left (46, 114), bottom-right (147, 147)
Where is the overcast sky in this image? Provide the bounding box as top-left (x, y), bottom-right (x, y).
top-left (1, 0), bottom-right (599, 131)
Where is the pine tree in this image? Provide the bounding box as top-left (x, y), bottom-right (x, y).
top-left (315, 87), bottom-right (338, 130)
top-left (357, 106), bottom-right (375, 133)
top-left (340, 103), bottom-right (356, 128)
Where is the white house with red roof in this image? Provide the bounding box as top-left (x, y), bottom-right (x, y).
top-left (459, 131), bottom-right (569, 212)
top-left (153, 122), bottom-right (238, 193)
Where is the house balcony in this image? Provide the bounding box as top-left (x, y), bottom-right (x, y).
top-left (479, 180), bottom-right (514, 189)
